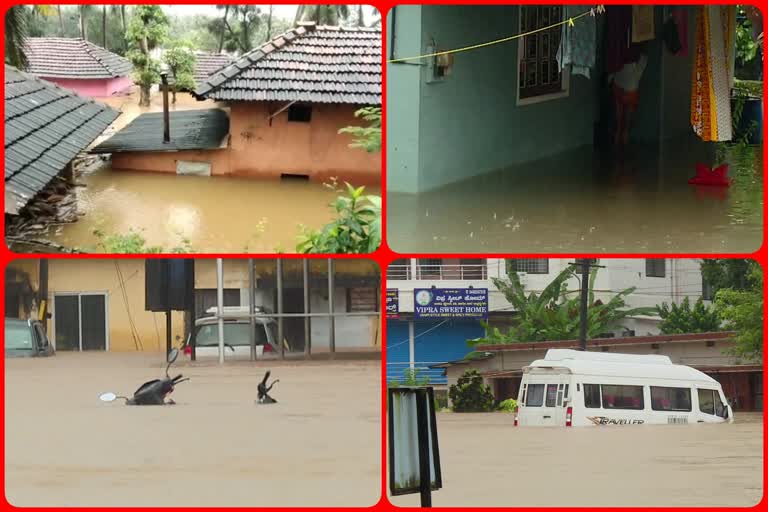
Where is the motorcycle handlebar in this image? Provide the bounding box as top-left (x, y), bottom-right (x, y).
top-left (172, 374), bottom-right (184, 383)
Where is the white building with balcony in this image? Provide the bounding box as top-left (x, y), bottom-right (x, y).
top-left (386, 258), bottom-right (710, 385)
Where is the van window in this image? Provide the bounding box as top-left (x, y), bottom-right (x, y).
top-left (601, 384), bottom-right (644, 410)
top-left (584, 384), bottom-right (601, 408)
top-left (545, 384), bottom-right (558, 407)
top-left (526, 384), bottom-right (545, 407)
top-left (556, 384), bottom-right (564, 406)
top-left (651, 386), bottom-right (692, 412)
top-left (698, 389), bottom-right (715, 414)
top-left (698, 389), bottom-right (727, 418)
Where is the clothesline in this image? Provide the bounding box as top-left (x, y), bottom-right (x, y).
top-left (386, 5), bottom-right (605, 64)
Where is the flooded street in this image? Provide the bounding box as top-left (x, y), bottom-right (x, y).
top-left (37, 166), bottom-right (350, 253)
top-left (389, 411), bottom-right (763, 507)
top-left (5, 353), bottom-right (381, 507)
top-left (388, 139), bottom-right (763, 253)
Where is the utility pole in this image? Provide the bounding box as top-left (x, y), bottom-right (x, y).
top-left (569, 259), bottom-right (604, 351)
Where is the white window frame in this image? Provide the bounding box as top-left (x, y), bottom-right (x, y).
top-left (51, 291), bottom-right (110, 351)
top-left (516, 5), bottom-right (571, 106)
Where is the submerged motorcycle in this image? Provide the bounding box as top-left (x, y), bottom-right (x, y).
top-left (99, 348), bottom-right (189, 405)
top-left (257, 370), bottom-right (279, 404)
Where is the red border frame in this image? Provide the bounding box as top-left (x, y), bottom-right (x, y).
top-left (1, 1), bottom-right (766, 509)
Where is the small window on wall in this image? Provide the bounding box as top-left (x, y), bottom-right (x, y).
top-left (646, 259), bottom-right (666, 278)
top-left (518, 5), bottom-right (566, 103)
top-left (510, 259), bottom-right (549, 274)
top-left (288, 104), bottom-right (312, 122)
top-left (651, 386), bottom-right (692, 412)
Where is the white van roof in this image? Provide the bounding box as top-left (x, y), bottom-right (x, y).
top-left (196, 306), bottom-right (274, 325)
top-left (544, 349), bottom-right (672, 365)
top-left (526, 349), bottom-right (718, 385)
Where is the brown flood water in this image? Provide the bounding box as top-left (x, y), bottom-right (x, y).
top-left (389, 411), bottom-right (763, 507)
top-left (39, 166), bottom-right (353, 253)
top-left (5, 353), bottom-right (381, 507)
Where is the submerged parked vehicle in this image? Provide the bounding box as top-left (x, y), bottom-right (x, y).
top-left (515, 349), bottom-right (733, 427)
top-left (4, 318), bottom-right (55, 358)
top-left (99, 348), bottom-right (189, 405)
top-left (182, 307), bottom-right (279, 360)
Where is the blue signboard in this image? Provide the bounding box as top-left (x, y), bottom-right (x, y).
top-left (386, 289), bottom-right (399, 318)
top-left (413, 288), bottom-right (489, 319)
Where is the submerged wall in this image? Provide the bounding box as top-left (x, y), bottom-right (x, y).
top-left (108, 103), bottom-right (380, 185)
top-left (42, 76), bottom-right (132, 98)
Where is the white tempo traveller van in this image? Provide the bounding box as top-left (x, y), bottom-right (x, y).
top-left (516, 349), bottom-right (734, 427)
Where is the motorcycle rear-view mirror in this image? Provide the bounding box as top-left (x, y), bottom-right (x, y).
top-left (168, 348), bottom-right (179, 364)
top-left (99, 392), bottom-right (117, 402)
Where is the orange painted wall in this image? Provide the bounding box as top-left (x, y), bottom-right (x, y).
top-left (108, 102), bottom-right (380, 185)
top-left (110, 148), bottom-right (230, 175)
top-left (227, 102), bottom-right (380, 184)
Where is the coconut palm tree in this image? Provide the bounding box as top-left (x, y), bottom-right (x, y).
top-left (5, 6), bottom-right (29, 69)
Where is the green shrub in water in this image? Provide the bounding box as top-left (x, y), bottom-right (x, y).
top-left (498, 398), bottom-right (518, 413)
top-left (449, 369), bottom-right (495, 412)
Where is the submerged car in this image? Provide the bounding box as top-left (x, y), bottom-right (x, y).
top-left (182, 307), bottom-right (279, 360)
top-left (5, 318), bottom-right (55, 358)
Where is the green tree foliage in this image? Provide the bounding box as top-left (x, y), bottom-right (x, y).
top-left (388, 368), bottom-right (431, 388)
top-left (716, 261), bottom-right (763, 362)
top-left (126, 5), bottom-right (169, 107)
top-left (657, 297), bottom-right (722, 334)
top-left (294, 5), bottom-right (351, 26)
top-left (208, 5), bottom-right (263, 54)
top-left (469, 261), bottom-right (656, 346)
top-left (339, 107), bottom-right (382, 153)
top-left (163, 44), bottom-right (196, 102)
top-left (701, 259), bottom-right (752, 295)
top-left (498, 398), bottom-right (518, 412)
top-left (92, 229), bottom-right (191, 254)
top-left (449, 370), bottom-right (495, 412)
top-left (296, 182), bottom-right (381, 254)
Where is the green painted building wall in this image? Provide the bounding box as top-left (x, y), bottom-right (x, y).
top-left (387, 5), bottom-right (699, 194)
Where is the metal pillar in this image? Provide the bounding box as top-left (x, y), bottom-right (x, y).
top-left (328, 259), bottom-right (335, 355)
top-left (303, 260), bottom-right (311, 359)
top-left (216, 258), bottom-right (224, 364)
top-left (249, 258), bottom-right (256, 361)
top-left (409, 321), bottom-right (415, 370)
top-left (277, 259), bottom-right (284, 359)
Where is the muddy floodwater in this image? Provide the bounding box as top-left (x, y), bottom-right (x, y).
top-left (388, 140), bottom-right (763, 253)
top-left (389, 411), bottom-right (763, 507)
top-left (39, 166), bottom-right (356, 253)
top-left (5, 353), bottom-right (381, 507)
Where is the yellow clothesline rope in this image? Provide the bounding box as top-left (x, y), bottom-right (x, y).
top-left (387, 5), bottom-right (606, 64)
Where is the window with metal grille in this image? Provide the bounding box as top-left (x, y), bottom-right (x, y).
top-left (288, 104), bottom-right (312, 122)
top-left (387, 259), bottom-right (411, 280)
top-left (702, 275), bottom-right (714, 300)
top-left (459, 258), bottom-right (487, 279)
top-left (518, 6), bottom-right (564, 100)
top-left (510, 259), bottom-right (549, 274)
top-left (646, 259), bottom-right (666, 278)
top-left (418, 258), bottom-right (443, 279)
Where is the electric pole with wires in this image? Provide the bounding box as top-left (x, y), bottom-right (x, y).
top-left (568, 259), bottom-right (604, 351)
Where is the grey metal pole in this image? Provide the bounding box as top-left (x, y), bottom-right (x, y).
top-left (328, 259), bottom-right (335, 355)
top-left (578, 259), bottom-right (589, 351)
top-left (409, 320), bottom-right (415, 370)
top-left (160, 72), bottom-right (170, 144)
top-left (249, 258), bottom-right (256, 361)
top-left (277, 259), bottom-right (284, 360)
top-left (216, 258), bottom-right (225, 364)
top-left (303, 259), bottom-right (311, 359)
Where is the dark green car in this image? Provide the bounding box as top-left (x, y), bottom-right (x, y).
top-left (5, 318), bottom-right (55, 358)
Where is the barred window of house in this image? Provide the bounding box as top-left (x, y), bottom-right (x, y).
top-left (702, 275), bottom-right (714, 300)
top-left (646, 259), bottom-right (666, 278)
top-left (518, 5), bottom-right (564, 100)
top-left (510, 258), bottom-right (549, 274)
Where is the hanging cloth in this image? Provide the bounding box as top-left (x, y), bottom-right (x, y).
top-left (556, 5), bottom-right (597, 78)
top-left (691, 6), bottom-right (736, 141)
top-left (605, 5), bottom-right (643, 74)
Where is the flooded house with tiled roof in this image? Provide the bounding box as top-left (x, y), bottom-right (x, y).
top-left (93, 23), bottom-right (381, 185)
top-left (23, 37), bottom-right (133, 98)
top-left (4, 65), bottom-right (119, 216)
